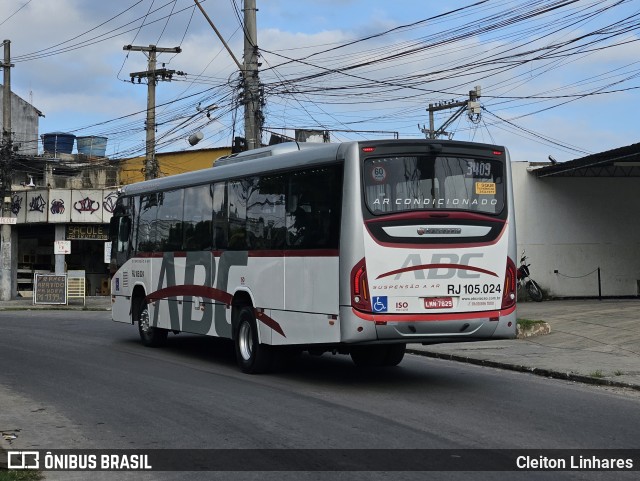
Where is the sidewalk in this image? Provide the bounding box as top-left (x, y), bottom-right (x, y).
top-left (1, 297), bottom-right (639, 389)
top-left (409, 299), bottom-right (640, 390)
top-left (0, 296), bottom-right (111, 311)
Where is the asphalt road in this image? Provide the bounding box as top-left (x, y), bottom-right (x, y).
top-left (1, 310), bottom-right (639, 480)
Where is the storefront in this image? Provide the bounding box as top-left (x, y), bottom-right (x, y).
top-left (12, 188), bottom-right (117, 297)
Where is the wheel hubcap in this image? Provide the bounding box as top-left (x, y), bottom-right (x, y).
top-left (140, 306), bottom-right (151, 333)
top-left (238, 321), bottom-right (253, 361)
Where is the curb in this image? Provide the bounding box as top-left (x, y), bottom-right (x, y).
top-left (407, 349), bottom-right (640, 392)
top-left (516, 321), bottom-right (551, 339)
top-left (0, 306), bottom-right (110, 311)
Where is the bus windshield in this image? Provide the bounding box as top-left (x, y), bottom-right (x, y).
top-left (363, 155), bottom-right (504, 215)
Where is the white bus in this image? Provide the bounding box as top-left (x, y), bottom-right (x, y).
top-left (110, 140), bottom-right (517, 373)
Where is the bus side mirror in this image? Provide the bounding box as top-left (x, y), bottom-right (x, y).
top-left (109, 217), bottom-right (131, 249)
top-left (109, 217), bottom-right (119, 242)
top-left (119, 218), bottom-right (131, 243)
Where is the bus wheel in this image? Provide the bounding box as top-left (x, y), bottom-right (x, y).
top-left (384, 344), bottom-right (406, 367)
top-left (350, 346), bottom-right (386, 367)
top-left (235, 306), bottom-right (273, 374)
top-left (351, 345), bottom-right (405, 367)
top-left (135, 297), bottom-right (167, 347)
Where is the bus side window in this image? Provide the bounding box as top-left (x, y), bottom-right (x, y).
top-left (212, 183), bottom-right (228, 250)
top-left (285, 165), bottom-right (342, 249)
top-left (156, 190), bottom-right (184, 252)
top-left (247, 174), bottom-right (285, 250)
top-left (136, 193), bottom-right (159, 252)
top-left (183, 184), bottom-right (213, 251)
top-left (232, 180), bottom-right (251, 249)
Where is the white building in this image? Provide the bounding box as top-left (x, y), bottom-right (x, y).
top-left (512, 142), bottom-right (640, 298)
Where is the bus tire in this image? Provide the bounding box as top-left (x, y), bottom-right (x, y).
top-left (383, 344), bottom-right (406, 367)
top-left (272, 346), bottom-right (303, 371)
top-left (235, 306), bottom-right (273, 374)
top-left (350, 345), bottom-right (387, 367)
top-left (351, 345), bottom-right (405, 367)
top-left (134, 297), bottom-right (167, 347)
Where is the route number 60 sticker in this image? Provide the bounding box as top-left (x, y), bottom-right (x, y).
top-left (372, 166), bottom-right (386, 182)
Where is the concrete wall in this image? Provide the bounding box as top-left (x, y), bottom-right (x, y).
top-left (0, 91), bottom-right (39, 156)
top-left (512, 162), bottom-right (640, 297)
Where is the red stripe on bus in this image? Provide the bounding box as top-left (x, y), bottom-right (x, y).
top-left (364, 221), bottom-right (508, 250)
top-left (135, 252), bottom-right (165, 258)
top-left (255, 310), bottom-right (286, 338)
top-left (365, 211), bottom-right (507, 224)
top-left (352, 305), bottom-right (516, 322)
top-left (144, 285), bottom-right (286, 337)
top-left (146, 284), bottom-right (233, 305)
top-left (133, 249), bottom-right (339, 259)
top-left (376, 263), bottom-right (498, 280)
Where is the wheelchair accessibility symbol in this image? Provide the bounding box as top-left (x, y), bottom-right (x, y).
top-left (372, 296), bottom-right (388, 313)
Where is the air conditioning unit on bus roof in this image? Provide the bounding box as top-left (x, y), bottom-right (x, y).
top-left (213, 142), bottom-right (326, 167)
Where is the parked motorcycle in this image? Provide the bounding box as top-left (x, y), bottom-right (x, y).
top-left (517, 251), bottom-right (543, 302)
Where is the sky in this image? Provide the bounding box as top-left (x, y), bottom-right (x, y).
top-left (1, 0), bottom-right (640, 167)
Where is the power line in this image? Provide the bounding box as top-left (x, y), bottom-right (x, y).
top-left (0, 0), bottom-right (32, 27)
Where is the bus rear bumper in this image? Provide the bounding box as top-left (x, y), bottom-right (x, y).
top-left (342, 305), bottom-right (517, 343)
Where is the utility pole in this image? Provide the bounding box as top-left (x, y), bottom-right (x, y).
top-left (124, 44), bottom-right (182, 180)
top-left (194, 0), bottom-right (263, 151)
top-left (421, 86), bottom-right (482, 139)
top-left (1, 39), bottom-right (14, 301)
top-left (243, 0), bottom-right (263, 150)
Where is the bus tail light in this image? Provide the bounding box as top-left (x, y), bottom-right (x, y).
top-left (351, 258), bottom-right (371, 312)
top-left (502, 257), bottom-right (517, 309)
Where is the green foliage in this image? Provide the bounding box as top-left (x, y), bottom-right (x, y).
top-left (517, 318), bottom-right (545, 329)
top-left (0, 471), bottom-right (44, 481)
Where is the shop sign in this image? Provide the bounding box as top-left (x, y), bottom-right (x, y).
top-left (104, 241), bottom-right (112, 264)
top-left (66, 224), bottom-right (108, 240)
top-left (34, 274), bottom-right (67, 305)
top-left (54, 240), bottom-right (71, 255)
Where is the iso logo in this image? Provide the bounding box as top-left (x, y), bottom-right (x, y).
top-left (8, 451), bottom-right (40, 469)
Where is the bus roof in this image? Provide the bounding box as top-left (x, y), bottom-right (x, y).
top-left (118, 139), bottom-right (507, 196)
top-left (119, 142), bottom-right (343, 196)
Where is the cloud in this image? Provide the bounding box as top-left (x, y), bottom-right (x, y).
top-left (1, 0), bottom-right (638, 162)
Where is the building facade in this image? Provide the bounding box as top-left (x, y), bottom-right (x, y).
top-left (6, 148), bottom-right (231, 299)
top-left (0, 90), bottom-right (42, 156)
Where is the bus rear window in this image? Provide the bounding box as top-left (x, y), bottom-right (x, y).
top-left (363, 155), bottom-right (504, 215)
